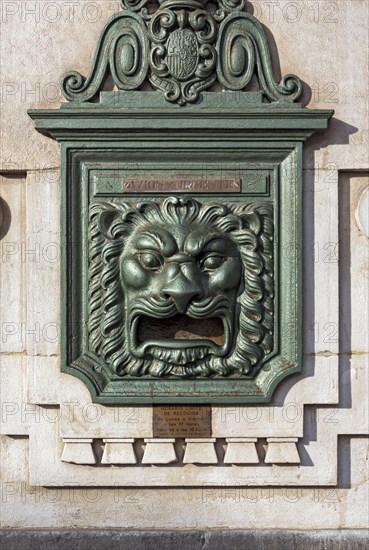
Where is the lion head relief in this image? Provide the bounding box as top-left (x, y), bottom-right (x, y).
top-left (88, 197), bottom-right (274, 378)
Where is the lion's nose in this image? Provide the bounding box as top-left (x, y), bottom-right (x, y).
top-left (161, 271), bottom-right (203, 313)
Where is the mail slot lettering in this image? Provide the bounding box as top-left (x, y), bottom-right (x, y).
top-left (123, 177), bottom-right (241, 193)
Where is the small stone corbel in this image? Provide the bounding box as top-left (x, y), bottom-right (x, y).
top-left (264, 438), bottom-right (300, 464)
top-left (142, 439), bottom-right (178, 464)
top-left (61, 438), bottom-right (96, 465)
top-left (101, 438), bottom-right (137, 465)
top-left (224, 438), bottom-right (259, 464)
top-left (183, 438), bottom-right (218, 464)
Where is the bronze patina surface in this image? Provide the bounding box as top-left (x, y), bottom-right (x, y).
top-left (28, 0), bottom-right (333, 403)
top-left (91, 196), bottom-right (273, 378)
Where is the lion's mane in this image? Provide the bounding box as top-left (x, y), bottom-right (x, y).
top-left (88, 197), bottom-right (274, 378)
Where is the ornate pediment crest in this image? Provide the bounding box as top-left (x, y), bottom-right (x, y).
top-left (61, 0), bottom-right (302, 105)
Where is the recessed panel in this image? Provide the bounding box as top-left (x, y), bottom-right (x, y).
top-left (59, 148), bottom-right (304, 403)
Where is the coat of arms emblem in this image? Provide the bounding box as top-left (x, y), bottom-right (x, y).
top-left (166, 29), bottom-right (199, 80)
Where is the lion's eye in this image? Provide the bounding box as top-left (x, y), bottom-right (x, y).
top-left (138, 252), bottom-right (163, 271)
top-left (200, 254), bottom-right (225, 271)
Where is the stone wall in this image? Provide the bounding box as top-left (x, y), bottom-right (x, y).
top-left (0, 0), bottom-right (368, 535)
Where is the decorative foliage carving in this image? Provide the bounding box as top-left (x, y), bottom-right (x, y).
top-left (88, 197), bottom-right (274, 378)
top-left (61, 0), bottom-right (302, 105)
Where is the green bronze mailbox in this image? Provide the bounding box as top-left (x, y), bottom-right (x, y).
top-left (29, 0), bottom-right (333, 403)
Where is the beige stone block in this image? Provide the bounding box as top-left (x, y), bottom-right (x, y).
top-left (60, 401), bottom-right (152, 439)
top-left (26, 170), bottom-right (60, 356)
top-left (211, 404), bottom-right (303, 439)
top-left (0, 429), bottom-right (350, 530)
top-left (0, 435), bottom-right (28, 482)
top-left (303, 169), bottom-right (339, 355)
top-left (334, 354), bottom-right (369, 436)
top-left (1, 435), bottom-right (148, 530)
top-left (61, 438), bottom-right (96, 465)
top-left (0, 174), bottom-right (26, 353)
top-left (142, 439), bottom-right (177, 464)
top-left (278, 355), bottom-right (339, 405)
top-left (27, 356), bottom-right (62, 405)
top-left (183, 439), bottom-right (218, 464)
top-left (27, 355), bottom-right (95, 406)
top-left (339, 437), bottom-right (369, 528)
top-left (264, 438), bottom-right (301, 464)
top-left (101, 439), bottom-right (137, 465)
top-left (224, 438), bottom-right (259, 464)
top-left (0, 356), bottom-right (34, 436)
top-left (27, 356), bottom-right (153, 438)
top-left (212, 356), bottom-right (338, 439)
top-left (1, 439), bottom-right (368, 530)
top-left (0, 435), bottom-right (30, 523)
top-left (29, 356), bottom-right (143, 414)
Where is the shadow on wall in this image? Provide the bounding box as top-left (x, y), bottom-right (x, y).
top-left (0, 196), bottom-right (11, 240)
top-left (307, 118), bottom-right (359, 155)
top-left (261, 14), bottom-right (360, 147)
top-left (270, 169), bottom-right (358, 475)
top-left (245, 0), bottom-right (359, 148)
top-left (267, 113), bottom-right (358, 475)
top-left (245, 0), bottom-right (359, 154)
top-left (338, 173), bottom-right (356, 411)
top-left (0, 171), bottom-right (27, 240)
top-left (242, 0), bottom-right (312, 106)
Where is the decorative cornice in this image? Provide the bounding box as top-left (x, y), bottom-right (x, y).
top-left (61, 0), bottom-right (302, 106)
top-left (28, 106), bottom-right (334, 142)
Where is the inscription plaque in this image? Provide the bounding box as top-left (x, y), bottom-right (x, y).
top-left (123, 177), bottom-right (241, 193)
top-left (153, 405), bottom-right (212, 437)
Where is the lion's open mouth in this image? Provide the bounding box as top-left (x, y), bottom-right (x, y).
top-left (129, 313), bottom-right (231, 360)
top-left (137, 314), bottom-right (225, 346)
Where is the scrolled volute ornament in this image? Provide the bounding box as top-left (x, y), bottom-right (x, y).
top-left (120, 0), bottom-right (149, 12)
top-left (218, 0), bottom-right (245, 12)
top-left (61, 11), bottom-right (149, 102)
top-left (216, 13), bottom-right (302, 101)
